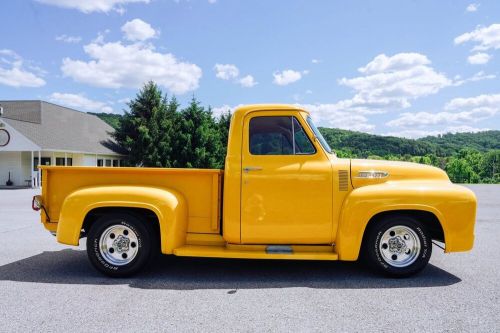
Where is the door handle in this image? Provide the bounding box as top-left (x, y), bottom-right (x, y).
top-left (243, 166), bottom-right (263, 173)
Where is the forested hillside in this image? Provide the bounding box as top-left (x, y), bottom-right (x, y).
top-left (88, 112), bottom-right (122, 130)
top-left (318, 127), bottom-right (500, 158)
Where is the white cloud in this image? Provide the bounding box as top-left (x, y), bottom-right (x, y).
top-left (121, 19), bottom-right (158, 41)
top-left (454, 23), bottom-right (500, 51)
top-left (214, 64), bottom-right (239, 80)
top-left (273, 69), bottom-right (303, 85)
top-left (55, 34), bottom-right (82, 43)
top-left (36, 0), bottom-right (149, 13)
top-left (466, 3), bottom-right (479, 12)
top-left (117, 97), bottom-right (131, 104)
top-left (467, 52), bottom-right (492, 64)
top-left (211, 104), bottom-right (242, 118)
top-left (49, 92), bottom-right (115, 113)
top-left (238, 75), bottom-right (257, 87)
top-left (208, 0), bottom-right (217, 3)
top-left (357, 53), bottom-right (430, 74)
top-left (311, 59), bottom-right (321, 64)
top-left (61, 41), bottom-right (202, 94)
top-left (454, 71), bottom-right (495, 86)
top-left (214, 64), bottom-right (256, 88)
top-left (297, 103), bottom-right (375, 132)
top-left (338, 53), bottom-right (451, 111)
top-left (445, 93), bottom-right (500, 111)
top-left (387, 94), bottom-right (500, 131)
top-left (0, 49), bottom-right (46, 88)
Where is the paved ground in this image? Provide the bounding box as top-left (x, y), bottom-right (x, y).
top-left (0, 185), bottom-right (498, 332)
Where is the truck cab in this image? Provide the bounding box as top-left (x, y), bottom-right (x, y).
top-left (34, 104), bottom-right (477, 277)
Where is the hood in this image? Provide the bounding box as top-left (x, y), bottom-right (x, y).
top-left (350, 159), bottom-right (450, 188)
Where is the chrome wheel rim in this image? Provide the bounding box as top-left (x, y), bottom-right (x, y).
top-left (379, 225), bottom-right (421, 268)
top-left (99, 224), bottom-right (139, 266)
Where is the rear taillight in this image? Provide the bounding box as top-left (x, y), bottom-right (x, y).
top-left (32, 195), bottom-right (42, 211)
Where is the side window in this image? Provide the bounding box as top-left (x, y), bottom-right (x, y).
top-left (293, 117), bottom-right (316, 154)
top-left (250, 117), bottom-right (293, 155)
top-left (249, 116), bottom-right (315, 155)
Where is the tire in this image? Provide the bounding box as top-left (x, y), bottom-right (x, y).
top-left (86, 212), bottom-right (157, 277)
top-left (363, 215), bottom-right (432, 277)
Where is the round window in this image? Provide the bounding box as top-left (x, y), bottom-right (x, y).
top-left (0, 129), bottom-right (10, 147)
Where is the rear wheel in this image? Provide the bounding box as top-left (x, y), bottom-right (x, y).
top-left (363, 215), bottom-right (432, 277)
top-left (86, 213), bottom-right (157, 277)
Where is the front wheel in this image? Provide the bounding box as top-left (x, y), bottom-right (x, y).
top-left (363, 215), bottom-right (432, 277)
top-left (86, 213), bottom-right (157, 277)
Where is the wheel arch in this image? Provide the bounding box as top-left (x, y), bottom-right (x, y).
top-left (364, 210), bottom-right (444, 243)
top-left (56, 185), bottom-right (188, 254)
top-left (82, 207), bottom-right (161, 239)
top-left (336, 204), bottom-right (447, 261)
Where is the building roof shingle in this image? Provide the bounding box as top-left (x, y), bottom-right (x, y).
top-left (0, 100), bottom-right (123, 155)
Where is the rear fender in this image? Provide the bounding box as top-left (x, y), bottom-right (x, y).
top-left (56, 186), bottom-right (187, 254)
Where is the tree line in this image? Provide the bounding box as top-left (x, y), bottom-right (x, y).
top-left (111, 82), bottom-right (230, 169)
top-left (102, 82), bottom-right (499, 184)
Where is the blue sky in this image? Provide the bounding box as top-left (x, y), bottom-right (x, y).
top-left (0, 0), bottom-right (499, 138)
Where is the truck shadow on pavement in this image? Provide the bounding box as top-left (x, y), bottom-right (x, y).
top-left (0, 249), bottom-right (461, 290)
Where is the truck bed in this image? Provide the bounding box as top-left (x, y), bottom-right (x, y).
top-left (40, 166), bottom-right (223, 234)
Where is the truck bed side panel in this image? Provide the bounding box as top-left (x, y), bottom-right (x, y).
top-left (41, 166), bottom-right (222, 234)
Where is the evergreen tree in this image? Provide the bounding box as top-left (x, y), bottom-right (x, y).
top-left (172, 98), bottom-right (224, 168)
top-left (113, 81), bottom-right (172, 167)
top-left (215, 110), bottom-right (232, 167)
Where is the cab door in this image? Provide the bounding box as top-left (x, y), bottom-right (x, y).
top-left (240, 111), bottom-right (333, 244)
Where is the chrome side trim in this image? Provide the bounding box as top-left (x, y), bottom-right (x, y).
top-left (355, 170), bottom-right (389, 179)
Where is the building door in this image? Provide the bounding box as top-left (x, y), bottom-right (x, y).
top-left (240, 111), bottom-right (333, 244)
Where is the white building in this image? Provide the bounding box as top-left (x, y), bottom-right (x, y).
top-left (0, 100), bottom-right (125, 188)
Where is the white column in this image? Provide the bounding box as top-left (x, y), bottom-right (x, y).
top-left (52, 151), bottom-right (55, 166)
top-left (31, 151), bottom-right (34, 188)
top-left (95, 154), bottom-right (98, 166)
top-left (64, 152), bottom-right (67, 166)
top-left (37, 151), bottom-right (41, 187)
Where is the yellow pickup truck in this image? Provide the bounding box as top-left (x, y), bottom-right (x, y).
top-left (33, 104), bottom-right (476, 277)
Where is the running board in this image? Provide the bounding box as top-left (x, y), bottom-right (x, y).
top-left (173, 245), bottom-right (338, 260)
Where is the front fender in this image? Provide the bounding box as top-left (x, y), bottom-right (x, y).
top-left (335, 181), bottom-right (476, 260)
top-left (56, 186), bottom-right (188, 254)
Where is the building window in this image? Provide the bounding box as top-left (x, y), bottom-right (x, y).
top-left (54, 157), bottom-right (72, 166)
top-left (105, 159), bottom-right (112, 167)
top-left (112, 160), bottom-right (118, 167)
top-left (97, 159), bottom-right (104, 167)
top-left (40, 157), bottom-right (51, 166)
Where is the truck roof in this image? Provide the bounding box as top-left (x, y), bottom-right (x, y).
top-left (233, 104), bottom-right (309, 118)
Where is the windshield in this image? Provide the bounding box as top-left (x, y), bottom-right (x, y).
top-left (306, 116), bottom-right (333, 154)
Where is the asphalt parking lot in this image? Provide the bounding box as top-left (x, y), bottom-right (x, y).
top-left (0, 185), bottom-right (499, 332)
